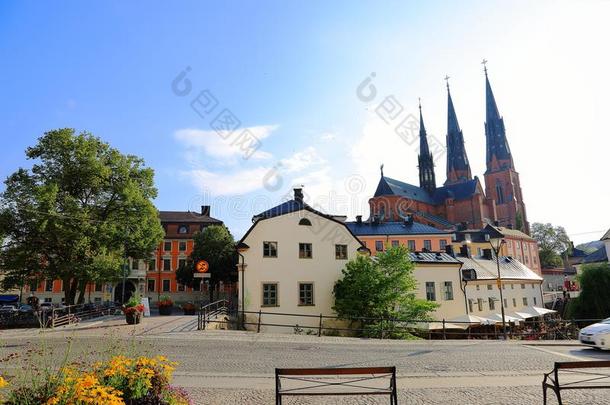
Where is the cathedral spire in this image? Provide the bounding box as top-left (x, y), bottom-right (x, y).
top-left (484, 63), bottom-right (514, 172)
top-left (445, 78), bottom-right (472, 185)
top-left (418, 99), bottom-right (436, 193)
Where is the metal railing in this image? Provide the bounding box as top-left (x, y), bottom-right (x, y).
top-left (197, 299), bottom-right (231, 330)
top-left (46, 303), bottom-right (117, 328)
top-left (199, 308), bottom-right (602, 341)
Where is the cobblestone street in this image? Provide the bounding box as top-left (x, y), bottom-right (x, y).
top-left (1, 316), bottom-right (610, 404)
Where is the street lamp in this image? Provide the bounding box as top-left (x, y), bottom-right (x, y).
top-left (486, 233), bottom-right (507, 339)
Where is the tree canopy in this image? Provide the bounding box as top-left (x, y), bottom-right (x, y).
top-left (176, 225), bottom-right (236, 301)
top-left (333, 245), bottom-right (437, 338)
top-left (0, 129), bottom-right (164, 304)
top-left (567, 263), bottom-right (610, 320)
top-left (531, 222), bottom-right (571, 268)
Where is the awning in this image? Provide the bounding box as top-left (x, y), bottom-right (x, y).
top-left (486, 313), bottom-right (523, 323)
top-left (448, 314), bottom-right (498, 326)
top-left (423, 321), bottom-right (469, 331)
top-left (520, 306), bottom-right (557, 317)
top-left (509, 311), bottom-right (538, 319)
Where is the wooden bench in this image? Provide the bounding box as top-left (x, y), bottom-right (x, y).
top-left (275, 366), bottom-right (397, 404)
top-left (543, 360), bottom-right (610, 404)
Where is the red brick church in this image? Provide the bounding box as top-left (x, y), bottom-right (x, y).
top-left (370, 68), bottom-right (530, 234)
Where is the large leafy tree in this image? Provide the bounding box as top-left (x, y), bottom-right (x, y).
top-left (177, 225), bottom-right (236, 302)
top-left (0, 129), bottom-right (164, 304)
top-left (531, 222), bottom-right (571, 268)
top-left (333, 245), bottom-right (437, 338)
top-left (566, 263), bottom-right (610, 320)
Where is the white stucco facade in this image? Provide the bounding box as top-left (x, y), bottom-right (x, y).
top-left (238, 207), bottom-right (364, 333)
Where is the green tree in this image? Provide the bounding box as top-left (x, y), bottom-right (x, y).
top-left (566, 263), bottom-right (610, 320)
top-left (185, 225), bottom-right (236, 302)
top-left (0, 129), bottom-right (164, 304)
top-left (333, 245), bottom-right (437, 338)
top-left (531, 222), bottom-right (571, 268)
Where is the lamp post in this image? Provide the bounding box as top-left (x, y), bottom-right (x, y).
top-left (486, 234), bottom-right (507, 339)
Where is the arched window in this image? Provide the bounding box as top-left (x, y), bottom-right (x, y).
top-left (495, 181), bottom-right (505, 205)
top-left (178, 225), bottom-right (189, 234)
top-left (298, 218), bottom-right (312, 226)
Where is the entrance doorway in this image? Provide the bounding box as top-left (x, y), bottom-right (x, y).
top-left (114, 281), bottom-right (136, 304)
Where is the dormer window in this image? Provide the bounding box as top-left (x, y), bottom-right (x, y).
top-left (178, 225), bottom-right (189, 234)
top-left (298, 218), bottom-right (312, 226)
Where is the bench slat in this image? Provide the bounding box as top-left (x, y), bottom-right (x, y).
top-left (555, 361), bottom-right (610, 369)
top-left (277, 367), bottom-right (395, 376)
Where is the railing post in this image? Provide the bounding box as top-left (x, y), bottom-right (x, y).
top-left (257, 310), bottom-right (262, 333)
top-left (318, 313), bottom-right (323, 337)
top-left (442, 319), bottom-right (446, 340)
top-left (380, 318), bottom-right (385, 339)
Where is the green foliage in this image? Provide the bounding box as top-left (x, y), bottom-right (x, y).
top-left (175, 259), bottom-right (194, 288)
top-left (125, 295), bottom-right (141, 308)
top-left (333, 245), bottom-right (438, 339)
top-left (0, 129), bottom-right (164, 304)
top-left (531, 222), bottom-right (571, 268)
top-left (566, 263), bottom-right (610, 319)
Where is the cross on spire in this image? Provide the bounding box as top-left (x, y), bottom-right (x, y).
top-left (418, 97), bottom-right (421, 110)
top-left (444, 75), bottom-right (450, 91)
top-left (481, 59), bottom-right (488, 76)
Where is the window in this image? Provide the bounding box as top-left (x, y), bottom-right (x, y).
top-left (522, 297), bottom-right (528, 306)
top-left (94, 297), bottom-right (102, 303)
top-left (495, 181), bottom-right (505, 204)
top-left (299, 243), bottom-right (312, 259)
top-left (298, 283), bottom-right (314, 305)
top-left (487, 284), bottom-right (493, 290)
top-left (335, 244), bottom-right (348, 260)
top-left (178, 259), bottom-right (186, 269)
top-left (477, 298), bottom-right (483, 311)
top-left (44, 297), bottom-right (52, 303)
top-left (391, 240), bottom-right (399, 248)
top-left (468, 299), bottom-right (473, 313)
top-left (425, 282), bottom-right (436, 301)
top-left (375, 241), bottom-right (384, 252)
top-left (164, 241), bottom-right (172, 252)
top-left (95, 283), bottom-right (103, 292)
top-left (423, 240), bottom-right (432, 251)
top-left (163, 259), bottom-right (171, 271)
top-left (298, 218), bottom-right (312, 226)
top-left (178, 283), bottom-right (185, 292)
top-left (179, 241), bottom-right (187, 251)
top-left (45, 280), bottom-right (53, 292)
top-left (262, 283), bottom-right (278, 306)
top-left (131, 259), bottom-right (139, 270)
top-left (512, 298), bottom-right (517, 307)
top-left (407, 240), bottom-right (416, 251)
top-left (533, 297), bottom-right (537, 305)
top-left (443, 281), bottom-right (453, 300)
top-left (149, 259), bottom-right (156, 272)
top-left (263, 241), bottom-right (278, 258)
top-left (476, 284), bottom-right (480, 291)
top-left (525, 256), bottom-right (529, 264)
top-left (440, 240), bottom-right (447, 249)
top-left (511, 284), bottom-right (514, 290)
top-left (521, 283), bottom-right (525, 289)
top-left (504, 298), bottom-right (508, 308)
top-left (531, 284), bottom-right (535, 289)
top-left (147, 279), bottom-right (155, 292)
top-left (178, 225), bottom-right (189, 234)
top-left (489, 298), bottom-right (495, 310)
top-left (477, 248), bottom-right (483, 257)
top-left (162, 279), bottom-right (170, 292)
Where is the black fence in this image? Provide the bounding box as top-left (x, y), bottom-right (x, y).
top-left (199, 306), bottom-right (601, 340)
top-left (0, 303), bottom-right (117, 329)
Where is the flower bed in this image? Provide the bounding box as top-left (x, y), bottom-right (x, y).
top-left (158, 296), bottom-right (173, 316)
top-left (122, 296), bottom-right (145, 325)
top-left (1, 355), bottom-right (190, 404)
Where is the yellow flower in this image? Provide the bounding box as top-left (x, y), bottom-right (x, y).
top-left (0, 376), bottom-right (7, 388)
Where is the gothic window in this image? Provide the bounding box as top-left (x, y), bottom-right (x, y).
top-left (495, 181), bottom-right (505, 204)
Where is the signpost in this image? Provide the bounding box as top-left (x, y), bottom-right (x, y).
top-left (194, 260), bottom-right (210, 306)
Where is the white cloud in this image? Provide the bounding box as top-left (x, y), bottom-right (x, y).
top-left (279, 146), bottom-right (326, 173)
top-left (182, 167), bottom-right (271, 196)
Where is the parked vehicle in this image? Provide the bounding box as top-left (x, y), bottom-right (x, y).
top-left (579, 318), bottom-right (610, 350)
top-left (0, 305), bottom-right (18, 314)
top-left (18, 304), bottom-right (33, 313)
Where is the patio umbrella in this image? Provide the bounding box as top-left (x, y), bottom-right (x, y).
top-left (448, 314), bottom-right (498, 326)
top-left (486, 313), bottom-right (523, 323)
top-left (520, 306), bottom-right (557, 317)
top-left (423, 321), bottom-right (469, 331)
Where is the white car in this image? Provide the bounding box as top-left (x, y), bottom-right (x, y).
top-left (579, 318), bottom-right (610, 350)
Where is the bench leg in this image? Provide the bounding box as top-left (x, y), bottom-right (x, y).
top-left (556, 388), bottom-right (562, 405)
top-left (542, 384), bottom-right (547, 405)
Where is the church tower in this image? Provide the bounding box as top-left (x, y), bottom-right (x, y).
top-left (445, 80), bottom-right (472, 185)
top-left (482, 64), bottom-right (530, 234)
top-left (418, 100), bottom-right (436, 194)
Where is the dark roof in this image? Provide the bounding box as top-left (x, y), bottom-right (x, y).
top-left (158, 211), bottom-right (222, 224)
top-left (414, 211), bottom-right (455, 229)
top-left (345, 221), bottom-right (451, 236)
top-left (409, 252), bottom-right (460, 264)
top-left (582, 247), bottom-right (608, 264)
top-left (374, 176), bottom-right (480, 206)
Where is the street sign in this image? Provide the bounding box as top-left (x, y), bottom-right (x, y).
top-left (194, 273), bottom-right (211, 279)
top-left (195, 260), bottom-right (209, 273)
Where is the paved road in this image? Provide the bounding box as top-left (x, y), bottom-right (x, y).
top-left (1, 315), bottom-right (610, 404)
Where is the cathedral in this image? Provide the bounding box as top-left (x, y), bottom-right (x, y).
top-left (369, 68), bottom-right (530, 234)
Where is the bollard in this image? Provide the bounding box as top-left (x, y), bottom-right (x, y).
top-left (318, 313), bottom-right (323, 337)
top-left (257, 310), bottom-right (262, 333)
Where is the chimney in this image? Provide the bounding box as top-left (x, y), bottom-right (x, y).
top-left (482, 248), bottom-right (493, 260)
top-left (459, 245), bottom-right (472, 258)
top-left (404, 214), bottom-right (414, 226)
top-left (445, 245), bottom-right (455, 257)
top-left (294, 188), bottom-right (304, 203)
top-left (201, 205), bottom-right (211, 216)
top-left (356, 215), bottom-right (362, 224)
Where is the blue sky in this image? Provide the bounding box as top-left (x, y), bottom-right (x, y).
top-left (1, 1), bottom-right (609, 243)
